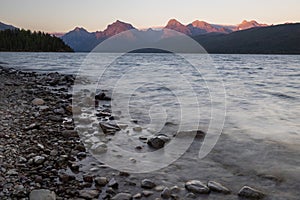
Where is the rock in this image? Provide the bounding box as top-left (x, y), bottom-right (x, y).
top-left (6, 169), bottom-right (18, 176)
top-left (83, 175), bottom-right (94, 183)
top-left (238, 186), bottom-right (265, 199)
top-left (185, 192), bottom-right (196, 199)
top-left (91, 142), bottom-right (107, 154)
top-left (133, 193), bottom-right (142, 199)
top-left (142, 190), bottom-right (154, 197)
top-left (29, 189), bottom-right (56, 200)
top-left (133, 126), bottom-right (142, 132)
top-left (79, 190), bottom-right (100, 199)
top-left (33, 156), bottom-right (46, 165)
top-left (170, 186), bottom-right (180, 194)
top-left (112, 193), bottom-right (132, 200)
top-left (32, 98), bottom-right (45, 105)
top-left (95, 177), bottom-right (108, 186)
top-left (59, 174), bottom-right (75, 183)
top-left (100, 122), bottom-right (120, 135)
top-left (147, 134), bottom-right (170, 149)
top-left (207, 181), bottom-right (230, 194)
top-left (95, 92), bottom-right (111, 101)
top-left (185, 180), bottom-right (210, 194)
top-left (141, 179), bottom-right (156, 189)
top-left (24, 123), bottom-right (39, 131)
top-left (161, 187), bottom-right (171, 199)
top-left (108, 178), bottom-right (119, 189)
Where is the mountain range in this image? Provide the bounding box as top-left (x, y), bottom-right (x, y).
top-left (60, 19), bottom-right (268, 52)
top-left (1, 20), bottom-right (299, 54)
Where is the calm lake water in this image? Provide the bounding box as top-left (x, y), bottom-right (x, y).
top-left (1, 52), bottom-right (299, 145)
top-left (1, 52), bottom-right (300, 199)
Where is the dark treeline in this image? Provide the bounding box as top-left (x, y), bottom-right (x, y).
top-left (0, 29), bottom-right (73, 52)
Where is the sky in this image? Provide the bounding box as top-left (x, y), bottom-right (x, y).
top-left (0, 0), bottom-right (299, 33)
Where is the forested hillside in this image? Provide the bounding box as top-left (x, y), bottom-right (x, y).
top-left (0, 29), bottom-right (73, 52)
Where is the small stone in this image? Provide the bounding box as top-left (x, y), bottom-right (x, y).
top-left (133, 193), bottom-right (142, 199)
top-left (24, 123), bottom-right (39, 131)
top-left (185, 192), bottom-right (196, 199)
top-left (238, 186), bottom-right (265, 199)
top-left (83, 175), bottom-right (94, 183)
top-left (142, 190), bottom-right (154, 197)
top-left (32, 98), bottom-right (45, 105)
top-left (170, 186), bottom-right (180, 194)
top-left (29, 189), bottom-right (56, 200)
top-left (112, 193), bottom-right (132, 200)
top-left (79, 190), bottom-right (100, 199)
top-left (147, 134), bottom-right (170, 149)
top-left (91, 142), bottom-right (107, 154)
top-left (141, 179), bottom-right (156, 189)
top-left (185, 180), bottom-right (210, 194)
top-left (35, 176), bottom-right (43, 183)
top-left (95, 177), bottom-right (108, 186)
top-left (6, 169), bottom-right (18, 176)
top-left (50, 149), bottom-right (58, 156)
top-left (161, 187), bottom-right (171, 199)
top-left (33, 156), bottom-right (45, 165)
top-left (133, 126), bottom-right (142, 132)
top-left (207, 181), bottom-right (231, 194)
top-left (70, 163), bottom-right (80, 172)
top-left (108, 178), bottom-right (119, 189)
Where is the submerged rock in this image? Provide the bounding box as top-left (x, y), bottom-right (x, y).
top-left (112, 192), bottom-right (132, 200)
top-left (141, 179), bottom-right (156, 189)
top-left (147, 134), bottom-right (170, 149)
top-left (29, 189), bottom-right (56, 200)
top-left (79, 189), bottom-right (100, 199)
top-left (207, 181), bottom-right (231, 194)
top-left (185, 180), bottom-right (210, 194)
top-left (238, 186), bottom-right (265, 199)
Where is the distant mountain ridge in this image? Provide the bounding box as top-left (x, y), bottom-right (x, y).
top-left (2, 19), bottom-right (299, 54)
top-left (61, 19), bottom-right (269, 51)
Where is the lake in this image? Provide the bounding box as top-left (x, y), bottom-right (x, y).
top-left (1, 52), bottom-right (300, 199)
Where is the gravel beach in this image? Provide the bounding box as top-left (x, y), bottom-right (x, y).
top-left (0, 66), bottom-right (299, 200)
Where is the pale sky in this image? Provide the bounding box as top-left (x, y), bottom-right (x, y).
top-left (0, 0), bottom-right (299, 33)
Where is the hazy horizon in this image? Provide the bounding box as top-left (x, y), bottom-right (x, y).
top-left (1, 0), bottom-right (300, 33)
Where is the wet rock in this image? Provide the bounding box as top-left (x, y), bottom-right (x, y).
top-left (185, 192), bottom-right (196, 199)
top-left (91, 142), bottom-right (107, 154)
top-left (147, 134), bottom-right (170, 149)
top-left (24, 123), bottom-right (39, 131)
top-left (238, 186), bottom-right (265, 199)
top-left (141, 179), bottom-right (156, 189)
top-left (142, 190), bottom-right (154, 197)
top-left (29, 189), bottom-right (56, 200)
top-left (133, 126), bottom-right (142, 132)
top-left (83, 175), bottom-right (94, 183)
top-left (33, 156), bottom-right (46, 165)
top-left (95, 177), bottom-right (108, 186)
top-left (133, 193), bottom-right (142, 199)
top-left (207, 181), bottom-right (230, 194)
top-left (100, 122), bottom-right (120, 135)
top-left (79, 189), bottom-right (100, 199)
top-left (32, 98), bottom-right (45, 105)
top-left (95, 92), bottom-right (111, 101)
top-left (170, 186), bottom-right (180, 194)
top-left (185, 180), bottom-right (210, 194)
top-left (6, 169), bottom-right (18, 176)
top-left (59, 174), bottom-right (75, 183)
top-left (112, 193), bottom-right (132, 200)
top-left (161, 187), bottom-right (171, 199)
top-left (108, 178), bottom-right (119, 189)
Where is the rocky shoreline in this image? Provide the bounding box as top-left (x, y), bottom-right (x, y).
top-left (0, 66), bottom-right (298, 200)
